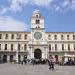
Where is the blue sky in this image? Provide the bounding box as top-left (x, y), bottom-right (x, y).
top-left (0, 0), bottom-right (75, 32)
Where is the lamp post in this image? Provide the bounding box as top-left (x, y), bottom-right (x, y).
top-left (16, 33), bottom-right (20, 63)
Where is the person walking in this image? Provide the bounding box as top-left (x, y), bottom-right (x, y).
top-left (48, 55), bottom-right (52, 69)
top-left (48, 55), bottom-right (54, 70)
top-left (51, 58), bottom-right (54, 70)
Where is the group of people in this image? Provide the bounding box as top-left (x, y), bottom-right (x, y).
top-left (21, 58), bottom-right (47, 65)
top-left (21, 55), bottom-right (55, 70)
top-left (48, 55), bottom-right (55, 70)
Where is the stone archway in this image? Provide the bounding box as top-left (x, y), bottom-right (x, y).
top-left (3, 55), bottom-right (7, 63)
top-left (10, 55), bottom-right (13, 62)
top-left (34, 49), bottom-right (42, 59)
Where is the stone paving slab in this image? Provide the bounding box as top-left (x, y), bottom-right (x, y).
top-left (0, 63), bottom-right (75, 75)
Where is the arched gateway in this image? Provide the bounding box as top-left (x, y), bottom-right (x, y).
top-left (34, 49), bottom-right (42, 59)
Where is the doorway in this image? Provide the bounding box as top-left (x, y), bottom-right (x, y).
top-left (34, 49), bottom-right (42, 59)
top-left (3, 55), bottom-right (7, 63)
top-left (10, 55), bottom-right (13, 62)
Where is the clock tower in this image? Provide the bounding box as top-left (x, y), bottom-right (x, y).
top-left (29, 10), bottom-right (48, 59)
top-left (31, 10), bottom-right (45, 42)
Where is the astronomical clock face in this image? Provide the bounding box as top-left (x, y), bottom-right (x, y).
top-left (34, 32), bottom-right (42, 40)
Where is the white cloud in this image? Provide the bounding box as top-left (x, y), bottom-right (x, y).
top-left (0, 16), bottom-right (28, 31)
top-left (55, 6), bottom-right (61, 11)
top-left (9, 0), bottom-right (31, 12)
top-left (52, 0), bottom-right (74, 12)
top-left (61, 0), bottom-right (72, 10)
top-left (0, 6), bottom-right (9, 14)
top-left (30, 0), bottom-right (53, 7)
top-left (72, 0), bottom-right (75, 10)
top-left (62, 0), bottom-right (70, 7)
top-left (0, 0), bottom-right (53, 14)
top-left (0, 0), bottom-right (75, 13)
top-left (9, 0), bottom-right (53, 13)
top-left (9, 0), bottom-right (75, 12)
top-left (10, 0), bottom-right (24, 12)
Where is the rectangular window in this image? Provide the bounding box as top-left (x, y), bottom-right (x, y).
top-left (62, 44), bottom-right (64, 51)
top-left (0, 34), bottom-right (2, 39)
top-left (5, 34), bottom-right (8, 39)
top-left (18, 44), bottom-right (20, 51)
top-left (24, 34), bottom-right (27, 39)
top-left (24, 44), bottom-right (27, 51)
top-left (0, 44), bottom-right (1, 50)
top-left (49, 44), bottom-right (51, 50)
top-left (11, 44), bottom-right (13, 50)
top-left (68, 44), bottom-right (70, 51)
top-left (55, 44), bottom-right (57, 50)
top-left (5, 44), bottom-right (7, 50)
top-left (11, 34), bottom-right (14, 39)
top-left (61, 35), bottom-right (64, 40)
top-left (54, 35), bottom-right (57, 40)
top-left (74, 44), bottom-right (75, 50)
top-left (73, 35), bottom-right (75, 40)
top-left (67, 35), bottom-right (69, 40)
top-left (48, 35), bottom-right (51, 40)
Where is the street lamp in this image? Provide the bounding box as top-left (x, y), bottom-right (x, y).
top-left (16, 33), bottom-right (21, 63)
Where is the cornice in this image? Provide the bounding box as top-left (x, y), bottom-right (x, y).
top-left (0, 31), bottom-right (30, 33)
top-left (46, 32), bottom-right (75, 34)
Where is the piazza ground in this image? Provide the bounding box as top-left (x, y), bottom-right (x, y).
top-left (0, 63), bottom-right (75, 75)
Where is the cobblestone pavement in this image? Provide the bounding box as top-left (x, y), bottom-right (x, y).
top-left (0, 63), bottom-right (75, 75)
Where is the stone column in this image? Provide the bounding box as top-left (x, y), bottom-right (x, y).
top-left (31, 47), bottom-right (34, 59)
top-left (16, 51), bottom-right (18, 63)
top-left (44, 47), bottom-right (47, 59)
top-left (42, 49), bottom-right (44, 59)
top-left (32, 50), bottom-right (34, 59)
top-left (13, 55), bottom-right (15, 61)
top-left (29, 47), bottom-right (31, 59)
top-left (44, 47), bottom-right (46, 59)
top-left (7, 55), bottom-right (10, 62)
top-left (45, 47), bottom-right (48, 59)
top-left (21, 55), bottom-right (23, 61)
top-left (29, 47), bottom-right (32, 59)
top-left (1, 54), bottom-right (3, 63)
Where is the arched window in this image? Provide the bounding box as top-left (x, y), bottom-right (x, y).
top-left (67, 35), bottom-right (69, 40)
top-left (24, 34), bottom-right (27, 39)
top-left (49, 44), bottom-right (51, 50)
top-left (0, 44), bottom-right (1, 50)
top-left (62, 44), bottom-right (64, 51)
top-left (73, 35), bottom-right (75, 40)
top-left (18, 44), bottom-right (20, 50)
top-left (68, 44), bottom-right (70, 51)
top-left (5, 44), bottom-right (7, 50)
top-left (36, 15), bottom-right (39, 18)
top-left (11, 44), bottom-right (14, 50)
top-left (54, 35), bottom-right (57, 40)
top-left (11, 34), bottom-right (14, 39)
top-left (48, 35), bottom-right (51, 40)
top-left (36, 20), bottom-right (40, 24)
top-left (5, 34), bottom-right (8, 39)
top-left (61, 35), bottom-right (64, 40)
top-left (0, 34), bottom-right (2, 39)
top-left (74, 44), bottom-right (75, 50)
top-left (24, 44), bottom-right (27, 51)
top-left (55, 44), bottom-right (57, 50)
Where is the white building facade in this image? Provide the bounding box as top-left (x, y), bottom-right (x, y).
top-left (0, 10), bottom-right (75, 63)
